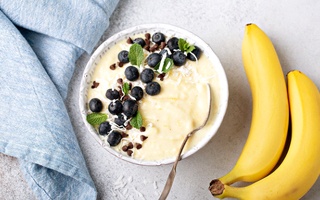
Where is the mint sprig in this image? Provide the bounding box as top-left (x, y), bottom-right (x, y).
top-left (178, 38), bottom-right (195, 53)
top-left (123, 82), bottom-right (130, 95)
top-left (86, 113), bottom-right (108, 125)
top-left (154, 58), bottom-right (174, 73)
top-left (130, 111), bottom-right (143, 129)
top-left (129, 43), bottom-right (144, 66)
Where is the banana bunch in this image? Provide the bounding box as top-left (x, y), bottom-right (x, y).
top-left (209, 24), bottom-right (320, 199)
top-left (217, 23), bottom-right (289, 185)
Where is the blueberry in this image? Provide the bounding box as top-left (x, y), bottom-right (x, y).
top-left (187, 46), bottom-right (202, 61)
top-left (125, 66), bottom-right (139, 81)
top-left (152, 32), bottom-right (165, 44)
top-left (108, 100), bottom-right (123, 115)
top-left (159, 49), bottom-right (172, 59)
top-left (140, 68), bottom-right (154, 83)
top-left (98, 121), bottom-right (111, 136)
top-left (122, 99), bottom-right (138, 117)
top-left (172, 51), bottom-right (186, 66)
top-left (89, 98), bottom-right (103, 112)
top-left (159, 49), bottom-right (168, 56)
top-left (114, 114), bottom-right (127, 126)
top-left (107, 131), bottom-right (122, 146)
top-left (106, 89), bottom-right (120, 100)
top-left (133, 38), bottom-right (146, 47)
top-left (146, 82), bottom-right (161, 96)
top-left (118, 50), bottom-right (129, 63)
top-left (167, 37), bottom-right (179, 52)
top-left (130, 86), bottom-right (144, 101)
top-left (147, 53), bottom-right (162, 68)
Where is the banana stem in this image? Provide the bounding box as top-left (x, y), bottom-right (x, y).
top-left (209, 179), bottom-right (245, 199)
top-left (209, 179), bottom-right (224, 196)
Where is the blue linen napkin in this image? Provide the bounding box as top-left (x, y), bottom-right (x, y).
top-left (0, 0), bottom-right (118, 199)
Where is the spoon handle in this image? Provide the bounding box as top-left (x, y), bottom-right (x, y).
top-left (158, 166), bottom-right (176, 200)
top-left (158, 134), bottom-right (191, 200)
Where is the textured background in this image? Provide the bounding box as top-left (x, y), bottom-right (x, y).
top-left (1, 0), bottom-right (320, 199)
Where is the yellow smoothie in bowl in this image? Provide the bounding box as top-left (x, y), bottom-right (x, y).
top-left (79, 24), bottom-right (228, 165)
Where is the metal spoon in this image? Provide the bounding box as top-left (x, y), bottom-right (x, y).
top-left (159, 84), bottom-right (212, 200)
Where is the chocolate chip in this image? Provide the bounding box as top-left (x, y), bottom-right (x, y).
top-left (145, 38), bottom-right (151, 46)
top-left (127, 149), bottom-right (133, 156)
top-left (122, 95), bottom-right (130, 101)
top-left (140, 127), bottom-right (146, 132)
top-left (160, 42), bottom-right (166, 49)
top-left (119, 89), bottom-right (124, 97)
top-left (129, 83), bottom-right (132, 90)
top-left (117, 78), bottom-right (123, 85)
top-left (127, 37), bottom-right (133, 44)
top-left (140, 135), bottom-right (148, 141)
top-left (126, 123), bottom-right (133, 130)
top-left (118, 62), bottom-right (124, 67)
top-left (110, 63), bottom-right (116, 70)
top-left (122, 145), bottom-right (128, 152)
top-left (150, 44), bottom-right (158, 52)
top-left (135, 143), bottom-right (142, 149)
top-left (158, 73), bottom-right (166, 81)
top-left (144, 45), bottom-right (150, 51)
top-left (145, 33), bottom-right (151, 40)
top-left (127, 142), bottom-right (133, 149)
top-left (158, 73), bottom-right (166, 78)
top-left (91, 81), bottom-right (99, 89)
top-left (121, 132), bottom-right (129, 138)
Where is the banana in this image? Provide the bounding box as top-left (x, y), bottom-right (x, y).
top-left (209, 70), bottom-right (320, 199)
top-left (217, 23), bottom-right (289, 185)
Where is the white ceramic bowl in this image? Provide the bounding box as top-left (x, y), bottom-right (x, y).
top-left (79, 23), bottom-right (228, 165)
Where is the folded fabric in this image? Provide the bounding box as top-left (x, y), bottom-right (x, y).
top-left (0, 1), bottom-right (118, 199)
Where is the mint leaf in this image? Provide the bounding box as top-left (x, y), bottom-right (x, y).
top-left (178, 38), bottom-right (195, 53)
top-left (178, 38), bottom-right (186, 51)
top-left (183, 43), bottom-right (190, 51)
top-left (154, 58), bottom-right (174, 73)
top-left (130, 111), bottom-right (143, 129)
top-left (86, 113), bottom-right (108, 125)
top-left (162, 58), bottom-right (174, 73)
top-left (129, 43), bottom-right (144, 66)
top-left (123, 82), bottom-right (130, 95)
top-left (186, 45), bottom-right (195, 53)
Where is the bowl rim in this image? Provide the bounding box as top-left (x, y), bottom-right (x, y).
top-left (79, 23), bottom-right (229, 166)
